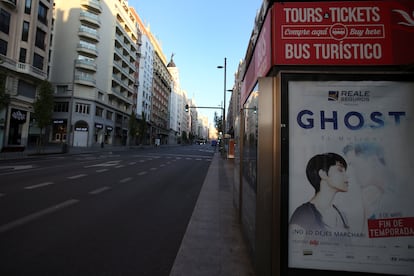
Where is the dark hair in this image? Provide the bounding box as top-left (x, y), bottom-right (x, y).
top-left (306, 153), bottom-right (347, 193)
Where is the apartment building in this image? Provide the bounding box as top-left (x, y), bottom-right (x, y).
top-left (50, 0), bottom-right (140, 147)
top-left (0, 0), bottom-right (53, 150)
top-left (131, 8), bottom-right (153, 144)
top-left (151, 50), bottom-right (171, 145)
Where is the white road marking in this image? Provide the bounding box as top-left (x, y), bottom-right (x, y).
top-left (89, 186), bottom-right (111, 195)
top-left (150, 167), bottom-right (157, 171)
top-left (84, 160), bottom-right (121, 168)
top-left (67, 174), bottom-right (87, 179)
top-left (0, 165), bottom-right (34, 170)
top-left (160, 164), bottom-right (165, 167)
top-left (0, 199), bottom-right (79, 233)
top-left (128, 162), bottom-right (136, 165)
top-left (119, 177), bottom-right (132, 183)
top-left (96, 169), bottom-right (108, 173)
top-left (24, 182), bottom-right (54, 190)
top-left (115, 165), bottom-right (125, 168)
top-left (137, 171), bottom-right (147, 176)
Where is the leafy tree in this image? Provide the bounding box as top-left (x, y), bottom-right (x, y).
top-left (33, 80), bottom-right (54, 149)
top-left (0, 73), bottom-right (9, 112)
top-left (128, 111), bottom-right (139, 145)
top-left (214, 111), bottom-right (223, 135)
top-left (137, 111), bottom-right (147, 145)
top-left (181, 130), bottom-right (188, 144)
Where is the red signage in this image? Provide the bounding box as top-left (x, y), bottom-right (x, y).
top-left (368, 217), bottom-right (414, 238)
top-left (272, 0), bottom-right (414, 65)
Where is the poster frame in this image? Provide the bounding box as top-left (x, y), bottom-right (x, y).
top-left (279, 71), bottom-right (414, 276)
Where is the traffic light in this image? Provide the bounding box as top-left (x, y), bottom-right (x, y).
top-left (185, 104), bottom-right (189, 112)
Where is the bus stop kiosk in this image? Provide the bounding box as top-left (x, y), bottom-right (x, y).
top-left (234, 1), bottom-right (414, 275)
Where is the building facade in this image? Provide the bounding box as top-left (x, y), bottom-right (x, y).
top-left (132, 8), bottom-right (152, 144)
top-left (50, 0), bottom-right (139, 147)
top-left (0, 0), bottom-right (53, 150)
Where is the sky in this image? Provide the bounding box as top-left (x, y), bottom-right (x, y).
top-left (128, 0), bottom-right (263, 125)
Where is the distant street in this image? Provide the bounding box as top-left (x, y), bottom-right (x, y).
top-left (0, 144), bottom-right (215, 275)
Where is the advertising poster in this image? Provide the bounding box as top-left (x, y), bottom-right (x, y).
top-left (273, 0), bottom-right (414, 65)
top-left (288, 80), bottom-right (414, 275)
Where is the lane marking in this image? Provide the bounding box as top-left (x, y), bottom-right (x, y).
top-left (84, 160), bottom-right (121, 168)
top-left (128, 162), bottom-right (136, 165)
top-left (150, 167), bottom-right (157, 171)
top-left (0, 165), bottom-right (34, 170)
top-left (0, 199), bottom-right (79, 234)
top-left (24, 182), bottom-right (54, 190)
top-left (119, 177), bottom-right (132, 183)
top-left (96, 169), bottom-right (108, 173)
top-left (160, 164), bottom-right (165, 167)
top-left (115, 165), bottom-right (125, 168)
top-left (137, 171), bottom-right (147, 176)
top-left (67, 174), bottom-right (87, 179)
top-left (89, 186), bottom-right (111, 195)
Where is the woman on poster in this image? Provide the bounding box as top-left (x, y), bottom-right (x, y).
top-left (289, 152), bottom-right (350, 234)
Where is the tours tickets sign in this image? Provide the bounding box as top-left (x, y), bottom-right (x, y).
top-left (287, 80), bottom-right (414, 275)
top-left (272, 0), bottom-right (414, 65)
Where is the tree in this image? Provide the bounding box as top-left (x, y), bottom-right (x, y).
top-left (137, 111), bottom-right (147, 145)
top-left (128, 111), bottom-right (139, 146)
top-left (0, 73), bottom-right (9, 112)
top-left (214, 111), bottom-right (223, 135)
top-left (33, 80), bottom-right (54, 150)
top-left (181, 130), bottom-right (188, 144)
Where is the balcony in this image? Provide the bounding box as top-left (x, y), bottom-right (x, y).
top-left (80, 11), bottom-right (101, 28)
top-left (0, 55), bottom-right (47, 80)
top-left (74, 73), bottom-right (96, 87)
top-left (78, 26), bottom-right (100, 42)
top-left (1, 0), bottom-right (16, 9)
top-left (75, 59), bottom-right (97, 72)
top-left (76, 43), bottom-right (98, 57)
top-left (81, 0), bottom-right (102, 14)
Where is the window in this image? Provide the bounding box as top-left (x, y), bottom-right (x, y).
top-left (17, 80), bottom-right (36, 99)
top-left (95, 106), bottom-right (103, 117)
top-left (0, 39), bottom-right (7, 55)
top-left (0, 9), bottom-right (11, 34)
top-left (75, 103), bottom-right (90, 114)
top-left (35, 28), bottom-right (46, 50)
top-left (33, 53), bottom-right (44, 70)
top-left (56, 85), bottom-right (68, 94)
top-left (106, 111), bottom-right (113, 120)
top-left (38, 2), bottom-right (48, 25)
top-left (54, 102), bottom-right (69, 112)
top-left (22, 21), bottom-right (29, 41)
top-left (19, 48), bottom-right (27, 63)
top-left (25, 0), bottom-right (32, 14)
top-left (98, 92), bottom-right (104, 100)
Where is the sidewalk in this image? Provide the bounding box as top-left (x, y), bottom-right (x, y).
top-left (169, 152), bottom-right (255, 276)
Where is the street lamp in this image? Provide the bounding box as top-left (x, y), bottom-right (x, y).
top-left (217, 57), bottom-right (227, 137)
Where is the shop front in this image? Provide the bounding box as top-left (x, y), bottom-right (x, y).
top-left (235, 1), bottom-right (414, 276)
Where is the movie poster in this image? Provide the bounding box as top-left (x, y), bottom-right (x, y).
top-left (288, 80), bottom-right (414, 275)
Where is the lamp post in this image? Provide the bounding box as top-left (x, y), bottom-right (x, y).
top-left (217, 57), bottom-right (226, 138)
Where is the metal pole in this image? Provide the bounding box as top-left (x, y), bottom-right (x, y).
top-left (223, 57), bottom-right (226, 137)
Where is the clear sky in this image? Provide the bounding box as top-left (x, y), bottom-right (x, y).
top-left (128, 0), bottom-right (263, 125)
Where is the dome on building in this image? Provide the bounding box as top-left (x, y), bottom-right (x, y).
top-left (167, 53), bottom-right (176, 67)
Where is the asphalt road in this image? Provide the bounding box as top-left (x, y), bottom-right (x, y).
top-left (0, 144), bottom-right (215, 276)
